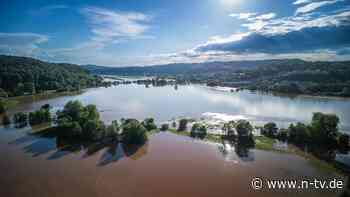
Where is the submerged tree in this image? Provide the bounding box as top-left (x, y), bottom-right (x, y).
top-left (288, 122), bottom-right (310, 145)
top-left (191, 123), bottom-right (207, 139)
top-left (235, 120), bottom-right (253, 138)
top-left (309, 112), bottom-right (339, 146)
top-left (262, 122), bottom-right (278, 138)
top-left (160, 123), bottom-right (169, 131)
top-left (105, 120), bottom-right (120, 138)
top-left (177, 119), bottom-right (188, 131)
top-left (222, 121), bottom-right (236, 137)
top-left (56, 100), bottom-right (105, 140)
top-left (142, 118), bottom-right (157, 131)
top-left (29, 105), bottom-right (51, 126)
top-left (122, 119), bottom-right (148, 145)
top-left (235, 120), bottom-right (255, 148)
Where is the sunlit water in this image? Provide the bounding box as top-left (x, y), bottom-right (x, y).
top-left (0, 84), bottom-right (349, 197)
top-left (6, 84), bottom-right (350, 132)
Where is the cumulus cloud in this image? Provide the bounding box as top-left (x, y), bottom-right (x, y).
top-left (195, 26), bottom-right (350, 54)
top-left (245, 10), bottom-right (350, 35)
top-left (293, 0), bottom-right (313, 5)
top-left (296, 0), bottom-right (344, 14)
top-left (0, 32), bottom-right (49, 57)
top-left (172, 5), bottom-right (350, 63)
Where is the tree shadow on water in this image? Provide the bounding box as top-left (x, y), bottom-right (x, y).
top-left (9, 126), bottom-right (149, 166)
top-left (218, 137), bottom-right (255, 163)
top-left (98, 142), bottom-right (148, 166)
top-left (8, 127), bottom-right (57, 158)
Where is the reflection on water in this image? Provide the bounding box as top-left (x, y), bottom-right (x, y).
top-left (5, 126), bottom-right (148, 166)
top-left (217, 138), bottom-right (255, 163)
top-left (1, 84), bottom-right (350, 196)
top-left (0, 127), bottom-right (345, 197)
top-left (6, 85), bottom-right (350, 133)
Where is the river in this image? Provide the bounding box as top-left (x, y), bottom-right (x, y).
top-left (0, 84), bottom-right (349, 197)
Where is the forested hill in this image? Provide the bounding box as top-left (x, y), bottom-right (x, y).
top-left (84, 59), bottom-right (350, 97)
top-left (0, 55), bottom-right (102, 97)
top-left (82, 59), bottom-right (289, 76)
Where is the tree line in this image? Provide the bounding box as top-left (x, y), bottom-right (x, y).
top-left (1, 100), bottom-right (157, 145)
top-left (0, 55), bottom-right (105, 98)
top-left (1, 99), bottom-right (348, 156)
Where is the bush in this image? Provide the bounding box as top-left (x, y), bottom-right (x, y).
top-left (262, 122), bottom-right (278, 138)
top-left (105, 120), bottom-right (120, 138)
top-left (160, 123), bottom-right (169, 131)
top-left (235, 120), bottom-right (253, 137)
top-left (222, 121), bottom-right (236, 137)
top-left (191, 123), bottom-right (207, 139)
top-left (60, 100), bottom-right (84, 121)
top-left (142, 118), bottom-right (157, 131)
top-left (122, 119), bottom-right (148, 145)
top-left (237, 133), bottom-right (255, 148)
top-left (81, 120), bottom-right (106, 140)
top-left (59, 121), bottom-right (82, 138)
top-left (309, 112), bottom-right (339, 146)
top-left (177, 119), bottom-right (188, 131)
top-left (288, 123), bottom-right (310, 145)
top-left (29, 108), bottom-right (51, 126)
top-left (56, 100), bottom-right (106, 140)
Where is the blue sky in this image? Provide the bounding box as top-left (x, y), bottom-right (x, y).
top-left (0, 0), bottom-right (349, 66)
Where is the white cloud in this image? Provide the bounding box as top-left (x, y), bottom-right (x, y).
top-left (230, 12), bottom-right (276, 21)
top-left (206, 33), bottom-right (251, 45)
top-left (243, 10), bottom-right (350, 35)
top-left (0, 32), bottom-right (49, 57)
top-left (229, 12), bottom-right (257, 19)
top-left (81, 7), bottom-right (153, 44)
top-left (293, 0), bottom-right (312, 5)
top-left (162, 7), bottom-right (350, 64)
top-left (296, 0), bottom-right (343, 14)
top-left (41, 7), bottom-right (155, 66)
top-left (254, 13), bottom-right (276, 20)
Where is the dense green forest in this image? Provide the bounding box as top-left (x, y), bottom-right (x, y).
top-left (230, 60), bottom-right (350, 97)
top-left (85, 59), bottom-right (350, 97)
top-left (1, 55), bottom-right (349, 97)
top-left (0, 55), bottom-right (104, 97)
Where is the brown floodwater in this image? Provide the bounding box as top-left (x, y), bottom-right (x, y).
top-left (0, 125), bottom-right (344, 197)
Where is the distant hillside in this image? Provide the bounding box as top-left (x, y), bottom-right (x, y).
top-left (83, 59), bottom-right (295, 76)
top-left (0, 55), bottom-right (102, 97)
top-left (84, 58), bottom-right (350, 97)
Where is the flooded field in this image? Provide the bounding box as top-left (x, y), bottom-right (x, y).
top-left (0, 127), bottom-right (344, 197)
top-left (1, 84), bottom-right (349, 197)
